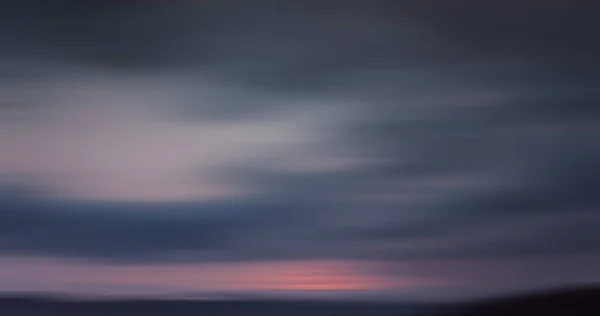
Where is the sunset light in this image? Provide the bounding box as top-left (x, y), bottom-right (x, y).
top-left (1, 2), bottom-right (598, 315)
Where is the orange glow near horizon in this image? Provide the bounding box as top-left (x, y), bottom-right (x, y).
top-left (0, 257), bottom-right (430, 295)
top-left (217, 260), bottom-right (403, 291)
top-left (105, 260), bottom-right (413, 292)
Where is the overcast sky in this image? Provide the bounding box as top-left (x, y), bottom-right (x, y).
top-left (1, 0), bottom-right (599, 301)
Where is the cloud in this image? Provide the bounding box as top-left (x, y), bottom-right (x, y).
top-left (0, 66), bottom-right (355, 201)
top-left (1, 149), bottom-right (599, 263)
top-left (0, 187), bottom-right (268, 261)
top-left (1, 0), bottom-right (599, 270)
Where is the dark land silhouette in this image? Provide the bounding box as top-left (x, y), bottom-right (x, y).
top-left (442, 286), bottom-right (600, 316)
top-left (0, 286), bottom-right (597, 316)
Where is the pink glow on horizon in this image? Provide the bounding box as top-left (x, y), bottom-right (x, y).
top-left (0, 257), bottom-right (434, 297)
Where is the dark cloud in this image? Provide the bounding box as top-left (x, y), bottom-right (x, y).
top-left (0, 183), bottom-right (278, 261)
top-left (407, 1), bottom-right (600, 57)
top-left (2, 0), bottom-right (599, 122)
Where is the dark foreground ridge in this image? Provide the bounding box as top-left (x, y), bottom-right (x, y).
top-left (441, 286), bottom-right (600, 316)
top-left (0, 296), bottom-right (434, 316)
top-left (0, 286), bottom-right (598, 316)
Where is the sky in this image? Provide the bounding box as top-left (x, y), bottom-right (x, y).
top-left (1, 0), bottom-right (599, 301)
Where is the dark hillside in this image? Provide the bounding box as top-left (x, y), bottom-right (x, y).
top-left (443, 287), bottom-right (600, 316)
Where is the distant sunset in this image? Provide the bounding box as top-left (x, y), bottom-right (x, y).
top-left (1, 0), bottom-right (599, 305)
top-left (0, 258), bottom-right (429, 296)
